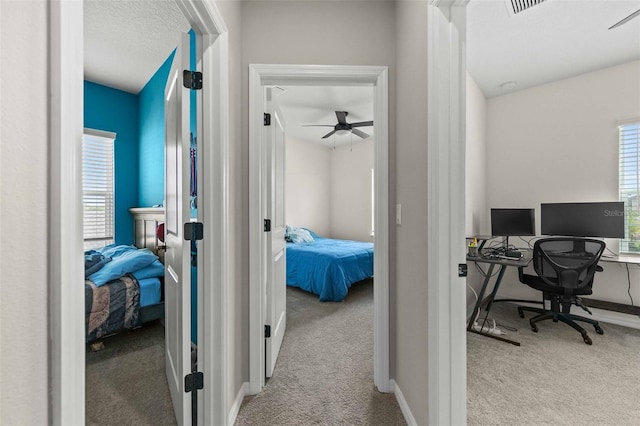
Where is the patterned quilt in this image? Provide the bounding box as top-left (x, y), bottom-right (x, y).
top-left (85, 274), bottom-right (141, 342)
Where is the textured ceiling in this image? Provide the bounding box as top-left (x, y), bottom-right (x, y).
top-left (468, 0), bottom-right (640, 98)
top-left (84, 0), bottom-right (190, 94)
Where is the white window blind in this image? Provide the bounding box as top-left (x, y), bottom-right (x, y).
top-left (618, 121), bottom-right (640, 253)
top-left (83, 130), bottom-right (116, 250)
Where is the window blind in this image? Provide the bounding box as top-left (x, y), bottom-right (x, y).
top-left (618, 122), bottom-right (640, 253)
top-left (83, 131), bottom-right (115, 250)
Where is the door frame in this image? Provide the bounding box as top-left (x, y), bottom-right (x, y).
top-left (48, 1), bottom-right (229, 424)
top-left (426, 1), bottom-right (468, 424)
top-left (248, 64), bottom-right (390, 394)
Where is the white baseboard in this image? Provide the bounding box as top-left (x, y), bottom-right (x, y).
top-left (228, 382), bottom-right (249, 426)
top-left (390, 380), bottom-right (417, 426)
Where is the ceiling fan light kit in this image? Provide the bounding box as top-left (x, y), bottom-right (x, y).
top-left (302, 110), bottom-right (374, 140)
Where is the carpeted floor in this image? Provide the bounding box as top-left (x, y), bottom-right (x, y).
top-left (235, 279), bottom-right (407, 426)
top-left (467, 302), bottom-right (640, 425)
top-left (85, 322), bottom-right (176, 426)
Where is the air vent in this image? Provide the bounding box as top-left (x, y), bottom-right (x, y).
top-left (506, 0), bottom-right (546, 15)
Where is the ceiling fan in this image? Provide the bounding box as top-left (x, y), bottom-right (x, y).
top-left (609, 8), bottom-right (640, 30)
top-left (303, 111), bottom-right (373, 139)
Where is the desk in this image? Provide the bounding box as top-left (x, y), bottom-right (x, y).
top-left (467, 252), bottom-right (532, 346)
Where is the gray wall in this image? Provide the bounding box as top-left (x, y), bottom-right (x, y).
top-left (285, 136), bottom-right (332, 237)
top-left (395, 1), bottom-right (430, 422)
top-left (0, 1), bottom-right (49, 424)
top-left (239, 2), bottom-right (398, 404)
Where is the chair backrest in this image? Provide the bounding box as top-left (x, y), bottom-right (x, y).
top-left (532, 237), bottom-right (606, 291)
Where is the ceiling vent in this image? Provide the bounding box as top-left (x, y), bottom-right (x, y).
top-left (505, 0), bottom-right (546, 16)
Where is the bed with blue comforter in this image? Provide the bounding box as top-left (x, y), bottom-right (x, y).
top-left (85, 244), bottom-right (165, 342)
top-left (285, 228), bottom-right (374, 302)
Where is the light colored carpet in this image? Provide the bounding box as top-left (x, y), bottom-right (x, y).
top-left (85, 322), bottom-right (176, 426)
top-left (467, 302), bottom-right (640, 425)
top-left (235, 279), bottom-right (406, 426)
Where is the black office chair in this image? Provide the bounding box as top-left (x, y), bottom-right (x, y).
top-left (517, 237), bottom-right (606, 345)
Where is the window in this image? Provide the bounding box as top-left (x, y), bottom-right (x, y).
top-left (83, 129), bottom-right (116, 250)
top-left (618, 121), bottom-right (640, 253)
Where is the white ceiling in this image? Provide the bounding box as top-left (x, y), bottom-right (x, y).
top-left (468, 0), bottom-right (640, 98)
top-left (83, 0), bottom-right (640, 137)
top-left (84, 0), bottom-right (189, 94)
top-left (273, 86), bottom-right (375, 147)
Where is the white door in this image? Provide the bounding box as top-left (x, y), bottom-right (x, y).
top-left (164, 33), bottom-right (192, 426)
top-left (265, 93), bottom-right (287, 378)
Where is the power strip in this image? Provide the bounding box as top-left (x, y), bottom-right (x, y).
top-left (471, 321), bottom-right (504, 336)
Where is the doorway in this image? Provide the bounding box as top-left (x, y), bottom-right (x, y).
top-left (248, 64), bottom-right (391, 394)
top-left (49, 1), bottom-right (229, 424)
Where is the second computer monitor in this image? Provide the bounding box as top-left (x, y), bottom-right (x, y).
top-left (541, 202), bottom-right (625, 238)
top-left (491, 208), bottom-right (536, 237)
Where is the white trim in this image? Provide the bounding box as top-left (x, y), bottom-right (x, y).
top-left (83, 128), bottom-right (117, 140)
top-left (228, 382), bottom-right (250, 426)
top-left (249, 64), bottom-right (390, 394)
top-left (49, 1), bottom-right (85, 424)
top-left (617, 117), bottom-right (640, 126)
top-left (51, 1), bottom-right (229, 425)
top-left (427, 2), bottom-right (469, 425)
top-left (391, 380), bottom-right (417, 426)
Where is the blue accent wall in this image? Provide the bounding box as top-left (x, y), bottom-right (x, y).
top-left (84, 81), bottom-right (139, 245)
top-left (138, 51), bottom-right (175, 207)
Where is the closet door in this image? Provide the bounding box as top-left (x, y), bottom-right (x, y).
top-left (164, 32), bottom-right (192, 426)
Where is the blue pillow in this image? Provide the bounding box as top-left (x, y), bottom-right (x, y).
top-left (89, 248), bottom-right (157, 286)
top-left (132, 259), bottom-right (165, 280)
top-left (98, 244), bottom-right (137, 258)
top-left (285, 226), bottom-right (314, 243)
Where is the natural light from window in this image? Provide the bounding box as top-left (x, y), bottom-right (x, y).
top-left (83, 130), bottom-right (116, 250)
top-left (618, 121), bottom-right (640, 253)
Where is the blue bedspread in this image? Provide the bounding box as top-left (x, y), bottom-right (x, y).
top-left (286, 237), bottom-right (374, 302)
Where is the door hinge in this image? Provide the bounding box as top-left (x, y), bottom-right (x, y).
top-left (184, 222), bottom-right (204, 241)
top-left (264, 113), bottom-right (271, 126)
top-left (458, 263), bottom-right (468, 277)
top-left (183, 70), bottom-right (203, 90)
top-left (264, 325), bottom-right (271, 338)
top-left (264, 219), bottom-right (271, 232)
top-left (184, 372), bottom-right (204, 393)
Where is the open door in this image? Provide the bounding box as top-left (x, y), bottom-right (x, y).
top-left (265, 91), bottom-right (287, 378)
top-left (164, 33), bottom-right (192, 426)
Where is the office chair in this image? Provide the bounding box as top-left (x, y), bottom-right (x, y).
top-left (517, 237), bottom-right (606, 345)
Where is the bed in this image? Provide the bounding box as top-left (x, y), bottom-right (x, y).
top-left (85, 244), bottom-right (165, 343)
top-left (285, 228), bottom-right (374, 302)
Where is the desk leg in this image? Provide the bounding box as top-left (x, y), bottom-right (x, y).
top-left (467, 263), bottom-right (521, 346)
top-left (467, 263), bottom-right (495, 331)
top-left (484, 265), bottom-right (507, 314)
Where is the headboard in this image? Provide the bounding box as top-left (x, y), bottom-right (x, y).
top-left (129, 207), bottom-right (165, 262)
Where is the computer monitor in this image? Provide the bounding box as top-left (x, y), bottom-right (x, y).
top-left (490, 208), bottom-right (536, 237)
top-left (541, 202), bottom-right (625, 238)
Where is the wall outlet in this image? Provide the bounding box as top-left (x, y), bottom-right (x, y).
top-left (396, 204), bottom-right (402, 225)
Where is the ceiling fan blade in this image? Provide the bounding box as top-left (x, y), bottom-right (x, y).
top-left (351, 128), bottom-right (370, 139)
top-left (609, 8), bottom-right (640, 30)
top-left (301, 124), bottom-right (335, 127)
top-left (350, 121), bottom-right (374, 128)
top-left (322, 129), bottom-right (338, 139)
top-left (335, 111), bottom-right (348, 125)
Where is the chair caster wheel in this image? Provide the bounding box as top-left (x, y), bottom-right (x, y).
top-left (531, 325), bottom-right (538, 333)
top-left (594, 325), bottom-right (604, 335)
top-left (518, 312), bottom-right (525, 318)
top-left (583, 336), bottom-right (592, 345)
